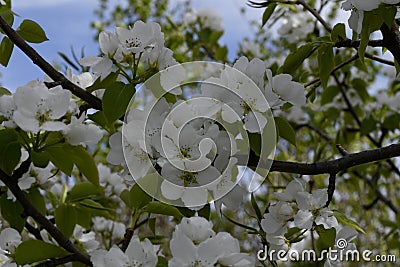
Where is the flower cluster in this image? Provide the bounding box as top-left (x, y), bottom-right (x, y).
top-left (80, 20), bottom-right (177, 80)
top-left (261, 178), bottom-right (338, 254)
top-left (103, 53), bottom-right (307, 209)
top-left (169, 217), bottom-right (255, 266)
top-left (90, 235), bottom-right (159, 267)
top-left (0, 80), bottom-right (103, 148)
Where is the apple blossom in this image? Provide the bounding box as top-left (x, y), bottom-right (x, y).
top-left (12, 81), bottom-right (71, 133)
top-left (62, 115), bottom-right (104, 147)
top-left (169, 217), bottom-right (254, 266)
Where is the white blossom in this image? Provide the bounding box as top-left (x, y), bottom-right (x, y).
top-left (62, 115), bottom-right (104, 147)
top-left (12, 81), bottom-right (71, 133)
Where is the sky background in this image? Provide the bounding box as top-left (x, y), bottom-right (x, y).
top-left (1, 0), bottom-right (392, 92)
top-left (0, 0), bottom-right (265, 91)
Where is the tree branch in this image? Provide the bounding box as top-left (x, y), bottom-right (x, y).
top-left (0, 16), bottom-right (102, 110)
top-left (0, 170), bottom-right (93, 266)
top-left (335, 39), bottom-right (384, 49)
top-left (380, 22), bottom-right (400, 66)
top-left (36, 255), bottom-right (82, 267)
top-left (247, 143), bottom-right (400, 175)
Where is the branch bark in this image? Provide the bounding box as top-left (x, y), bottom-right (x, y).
top-left (0, 170), bottom-right (93, 266)
top-left (0, 16), bottom-right (102, 110)
top-left (380, 22), bottom-right (400, 66)
top-left (247, 143), bottom-right (400, 175)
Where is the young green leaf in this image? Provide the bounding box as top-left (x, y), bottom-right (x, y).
top-left (126, 183), bottom-right (152, 209)
top-left (0, 36), bottom-right (14, 67)
top-left (317, 43), bottom-right (334, 89)
top-left (45, 144), bottom-right (74, 176)
top-left (275, 117), bottom-right (296, 146)
top-left (67, 182), bottom-right (100, 202)
top-left (15, 240), bottom-right (70, 265)
top-left (16, 19), bottom-right (49, 43)
top-left (0, 194), bottom-right (26, 232)
top-left (65, 145), bottom-right (99, 186)
top-left (143, 202), bottom-right (184, 220)
top-left (261, 3), bottom-right (277, 28)
top-left (279, 42), bottom-right (319, 74)
top-left (330, 23), bottom-right (346, 42)
top-left (0, 129), bottom-right (21, 175)
top-left (55, 203), bottom-right (77, 238)
top-left (27, 188), bottom-right (46, 215)
top-left (333, 210), bottom-right (366, 234)
top-left (102, 81), bottom-right (136, 122)
top-left (251, 193), bottom-right (262, 221)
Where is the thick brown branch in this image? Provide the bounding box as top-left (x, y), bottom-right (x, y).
top-left (335, 39), bottom-right (384, 48)
top-left (380, 22), bottom-right (400, 66)
top-left (247, 143), bottom-right (400, 175)
top-left (0, 170), bottom-right (93, 266)
top-left (0, 16), bottom-right (102, 110)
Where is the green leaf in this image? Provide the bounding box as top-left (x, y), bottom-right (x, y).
top-left (0, 0), bottom-right (11, 12)
top-left (79, 199), bottom-right (112, 211)
top-left (0, 4), bottom-right (13, 35)
top-left (86, 71), bottom-right (119, 92)
top-left (122, 183), bottom-right (152, 209)
top-left (55, 203), bottom-right (77, 238)
top-left (251, 193), bottom-right (262, 221)
top-left (30, 150), bottom-right (50, 168)
top-left (279, 42), bottom-right (319, 74)
top-left (274, 117), bottom-right (296, 146)
top-left (383, 113), bottom-right (400, 131)
top-left (317, 43), bottom-right (334, 89)
top-left (67, 182), bottom-right (100, 202)
top-left (16, 19), bottom-right (49, 43)
top-left (333, 210), bottom-right (366, 234)
top-left (88, 110), bottom-right (114, 133)
top-left (360, 117), bottom-right (377, 135)
top-left (156, 256), bottom-right (169, 267)
top-left (149, 217), bottom-right (156, 235)
top-left (330, 23), bottom-right (346, 42)
top-left (315, 225), bottom-right (336, 252)
top-left (0, 129), bottom-right (21, 175)
top-left (248, 133), bottom-right (261, 156)
top-left (215, 46), bottom-right (227, 61)
top-left (74, 205), bottom-right (93, 229)
top-left (359, 5), bottom-right (396, 64)
top-left (198, 204), bottom-right (211, 220)
top-left (0, 36), bottom-right (14, 67)
top-left (45, 144), bottom-right (74, 176)
top-left (103, 81), bottom-right (136, 122)
top-left (15, 240), bottom-right (70, 265)
top-left (261, 3), bottom-right (277, 28)
top-left (65, 145), bottom-right (99, 186)
top-left (0, 194), bottom-right (26, 232)
top-left (351, 78), bottom-right (370, 102)
top-left (320, 85), bottom-right (338, 106)
top-left (27, 188), bottom-right (46, 215)
top-left (0, 86), bottom-right (11, 96)
top-left (143, 202), bottom-right (183, 220)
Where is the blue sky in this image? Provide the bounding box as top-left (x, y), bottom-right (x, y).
top-left (0, 0), bottom-right (263, 91)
